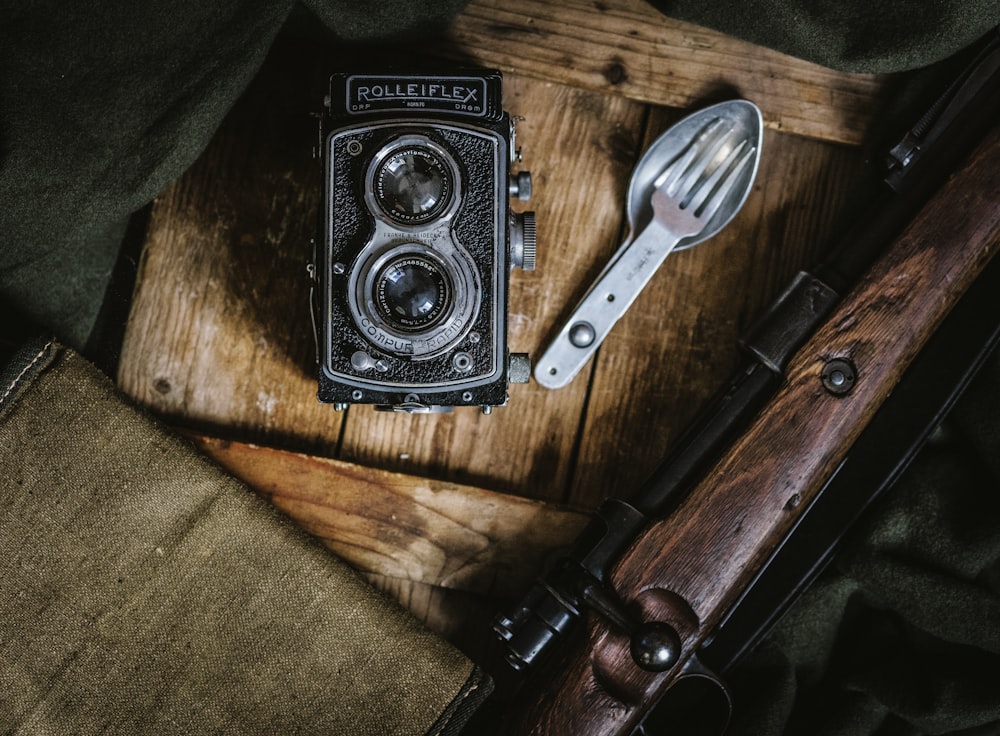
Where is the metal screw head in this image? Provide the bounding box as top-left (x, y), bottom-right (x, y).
top-left (821, 358), bottom-right (857, 395)
top-left (351, 351), bottom-right (374, 371)
top-left (453, 352), bottom-right (474, 373)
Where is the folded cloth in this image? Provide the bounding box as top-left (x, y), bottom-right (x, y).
top-left (0, 0), bottom-right (468, 350)
top-left (648, 0), bottom-right (1000, 73)
top-left (0, 339), bottom-right (490, 736)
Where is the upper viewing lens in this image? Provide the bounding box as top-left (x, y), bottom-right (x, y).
top-left (374, 146), bottom-right (451, 224)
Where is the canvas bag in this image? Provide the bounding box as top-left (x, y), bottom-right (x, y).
top-left (0, 338), bottom-right (490, 735)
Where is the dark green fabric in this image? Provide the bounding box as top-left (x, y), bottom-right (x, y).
top-left (2, 1), bottom-right (997, 349)
top-left (649, 0), bottom-right (1000, 73)
top-left (0, 0), bottom-right (468, 350)
top-left (0, 342), bottom-right (489, 735)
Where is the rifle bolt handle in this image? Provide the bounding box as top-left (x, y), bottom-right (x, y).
top-left (630, 621), bottom-right (682, 672)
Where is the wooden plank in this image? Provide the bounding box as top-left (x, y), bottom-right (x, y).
top-left (117, 48), bottom-right (342, 451)
top-left (566, 111), bottom-right (862, 508)
top-left (441, 0), bottom-right (891, 145)
top-left (362, 575), bottom-right (502, 663)
top-left (337, 75), bottom-right (649, 501)
top-left (111, 21), bottom-right (879, 659)
top-left (192, 435), bottom-right (588, 597)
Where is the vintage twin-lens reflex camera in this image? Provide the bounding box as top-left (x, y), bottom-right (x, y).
top-left (311, 69), bottom-right (536, 413)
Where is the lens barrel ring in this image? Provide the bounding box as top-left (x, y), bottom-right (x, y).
top-left (365, 134), bottom-right (461, 228)
top-left (348, 241), bottom-right (479, 360)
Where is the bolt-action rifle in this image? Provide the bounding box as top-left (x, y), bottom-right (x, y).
top-left (492, 27), bottom-right (1000, 736)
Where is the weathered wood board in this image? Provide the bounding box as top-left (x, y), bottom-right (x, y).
top-left (441, 0), bottom-right (891, 145)
top-left (116, 3), bottom-right (875, 638)
top-left (192, 434), bottom-right (587, 597)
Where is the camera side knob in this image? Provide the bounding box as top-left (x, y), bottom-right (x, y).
top-left (509, 171), bottom-right (532, 201)
top-left (509, 211), bottom-right (537, 271)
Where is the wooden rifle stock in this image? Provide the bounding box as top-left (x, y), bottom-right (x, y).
top-left (511, 119), bottom-right (1000, 736)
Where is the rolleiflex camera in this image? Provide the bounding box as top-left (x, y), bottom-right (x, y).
top-left (311, 69), bottom-right (535, 413)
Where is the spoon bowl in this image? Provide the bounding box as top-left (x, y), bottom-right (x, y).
top-left (625, 100), bottom-right (763, 251)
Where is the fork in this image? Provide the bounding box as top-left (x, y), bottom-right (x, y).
top-left (534, 118), bottom-right (757, 389)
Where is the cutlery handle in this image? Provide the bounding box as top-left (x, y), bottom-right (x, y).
top-left (534, 224), bottom-right (681, 389)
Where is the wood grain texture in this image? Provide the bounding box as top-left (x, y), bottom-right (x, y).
top-left (440, 0), bottom-right (891, 145)
top-left (566, 114), bottom-right (861, 508)
top-left (115, 24), bottom-right (885, 655)
top-left (117, 26), bottom-right (870, 508)
top-left (191, 434), bottom-right (587, 596)
top-left (509, 123), bottom-right (1000, 736)
top-left (117, 49), bottom-right (340, 453)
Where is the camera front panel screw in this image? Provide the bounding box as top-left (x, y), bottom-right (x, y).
top-left (453, 352), bottom-right (474, 373)
top-left (351, 350), bottom-right (375, 371)
top-left (346, 139), bottom-right (363, 156)
top-left (333, 262), bottom-right (346, 276)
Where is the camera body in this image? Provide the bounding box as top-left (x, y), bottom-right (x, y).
top-left (312, 69), bottom-right (535, 413)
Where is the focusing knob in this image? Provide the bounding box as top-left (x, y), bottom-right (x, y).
top-left (509, 211), bottom-right (537, 271)
top-left (509, 170), bottom-right (533, 200)
top-left (521, 212), bottom-right (536, 271)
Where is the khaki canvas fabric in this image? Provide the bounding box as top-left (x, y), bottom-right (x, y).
top-left (0, 340), bottom-right (487, 735)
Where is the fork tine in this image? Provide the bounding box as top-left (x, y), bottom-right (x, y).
top-left (673, 124), bottom-right (737, 200)
top-left (690, 143), bottom-right (755, 220)
top-left (654, 141), bottom-right (700, 193)
top-left (654, 118), bottom-right (727, 194)
top-left (685, 139), bottom-right (746, 213)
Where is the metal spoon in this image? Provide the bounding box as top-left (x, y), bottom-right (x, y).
top-left (534, 99), bottom-right (763, 389)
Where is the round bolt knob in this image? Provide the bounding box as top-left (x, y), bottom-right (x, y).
top-left (630, 621), bottom-right (682, 672)
top-left (821, 358), bottom-right (857, 395)
top-left (569, 322), bottom-right (596, 348)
